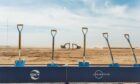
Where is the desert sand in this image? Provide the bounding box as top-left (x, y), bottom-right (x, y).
top-left (0, 48), bottom-right (140, 65)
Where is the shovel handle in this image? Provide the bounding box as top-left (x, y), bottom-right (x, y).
top-left (103, 32), bottom-right (108, 39)
top-left (51, 29), bottom-right (57, 37)
top-left (82, 27), bottom-right (88, 35)
top-left (17, 24), bottom-right (23, 32)
top-left (124, 34), bottom-right (130, 40)
top-left (124, 34), bottom-right (137, 64)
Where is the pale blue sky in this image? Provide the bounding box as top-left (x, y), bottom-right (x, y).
top-left (0, 0), bottom-right (140, 48)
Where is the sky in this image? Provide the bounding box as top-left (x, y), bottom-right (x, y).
top-left (0, 0), bottom-right (140, 48)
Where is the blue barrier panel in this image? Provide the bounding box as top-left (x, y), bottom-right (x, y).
top-left (0, 67), bottom-right (66, 83)
top-left (0, 67), bottom-right (140, 83)
top-left (67, 67), bottom-right (140, 82)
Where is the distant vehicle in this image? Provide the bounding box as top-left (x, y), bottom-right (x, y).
top-left (72, 43), bottom-right (81, 49)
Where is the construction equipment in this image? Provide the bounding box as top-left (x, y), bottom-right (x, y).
top-left (15, 24), bottom-right (25, 67)
top-left (47, 29), bottom-right (59, 67)
top-left (72, 43), bottom-right (81, 49)
top-left (61, 43), bottom-right (70, 49)
top-left (124, 34), bottom-right (140, 67)
top-left (61, 43), bottom-right (71, 57)
top-left (79, 27), bottom-right (90, 67)
top-left (103, 33), bottom-right (120, 67)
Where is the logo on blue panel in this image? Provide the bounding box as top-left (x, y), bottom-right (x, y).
top-left (30, 70), bottom-right (40, 80)
top-left (93, 70), bottom-right (110, 79)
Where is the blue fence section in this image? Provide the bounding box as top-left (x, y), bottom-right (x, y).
top-left (0, 67), bottom-right (66, 83)
top-left (0, 67), bottom-right (140, 83)
top-left (67, 67), bottom-right (140, 82)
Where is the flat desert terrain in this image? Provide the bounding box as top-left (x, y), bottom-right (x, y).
top-left (0, 48), bottom-right (140, 65)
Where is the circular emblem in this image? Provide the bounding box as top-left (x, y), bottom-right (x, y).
top-left (30, 70), bottom-right (40, 80)
top-left (94, 70), bottom-right (104, 79)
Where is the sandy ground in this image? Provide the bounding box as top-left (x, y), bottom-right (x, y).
top-left (0, 48), bottom-right (140, 65)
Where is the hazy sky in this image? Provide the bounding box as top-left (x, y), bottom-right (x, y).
top-left (0, 0), bottom-right (140, 48)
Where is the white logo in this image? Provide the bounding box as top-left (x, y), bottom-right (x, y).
top-left (30, 70), bottom-right (40, 80)
top-left (93, 70), bottom-right (110, 79)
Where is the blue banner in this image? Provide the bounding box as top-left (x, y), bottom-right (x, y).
top-left (0, 67), bottom-right (140, 83)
